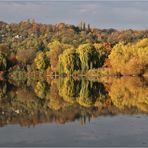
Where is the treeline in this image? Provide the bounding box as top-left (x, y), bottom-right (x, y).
top-left (32, 38), bottom-right (148, 76)
top-left (0, 20), bottom-right (148, 76)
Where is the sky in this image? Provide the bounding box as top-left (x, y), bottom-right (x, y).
top-left (0, 1), bottom-right (148, 29)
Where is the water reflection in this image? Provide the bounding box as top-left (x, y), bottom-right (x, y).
top-left (0, 76), bottom-right (147, 127)
top-left (109, 77), bottom-right (148, 113)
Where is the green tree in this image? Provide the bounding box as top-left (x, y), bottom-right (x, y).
top-left (59, 48), bottom-right (81, 74)
top-left (76, 43), bottom-right (99, 72)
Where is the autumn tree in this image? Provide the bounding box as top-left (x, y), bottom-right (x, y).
top-left (48, 41), bottom-right (73, 71)
top-left (109, 40), bottom-right (148, 75)
top-left (16, 48), bottom-right (37, 64)
top-left (58, 48), bottom-right (81, 74)
top-left (76, 43), bottom-right (99, 72)
top-left (94, 43), bottom-right (111, 67)
top-left (136, 38), bottom-right (148, 47)
top-left (34, 51), bottom-right (49, 70)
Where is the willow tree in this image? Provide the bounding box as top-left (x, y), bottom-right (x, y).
top-left (76, 43), bottom-right (99, 72)
top-left (48, 40), bottom-right (73, 71)
top-left (58, 48), bottom-right (81, 74)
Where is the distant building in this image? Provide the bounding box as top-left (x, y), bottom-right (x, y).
top-left (14, 35), bottom-right (22, 39)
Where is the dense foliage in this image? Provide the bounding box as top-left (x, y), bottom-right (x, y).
top-left (0, 20), bottom-right (148, 77)
top-left (109, 41), bottom-right (148, 75)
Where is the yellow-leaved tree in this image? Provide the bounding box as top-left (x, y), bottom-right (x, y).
top-left (34, 51), bottom-right (49, 70)
top-left (47, 40), bottom-right (73, 72)
top-left (58, 48), bottom-right (81, 74)
top-left (109, 39), bottom-right (148, 75)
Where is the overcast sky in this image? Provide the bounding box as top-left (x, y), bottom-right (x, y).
top-left (0, 1), bottom-right (148, 29)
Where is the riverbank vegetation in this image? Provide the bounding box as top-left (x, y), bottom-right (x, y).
top-left (0, 19), bottom-right (148, 78)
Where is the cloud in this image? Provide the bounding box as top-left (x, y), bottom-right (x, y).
top-left (79, 4), bottom-right (97, 13)
top-left (0, 1), bottom-right (148, 29)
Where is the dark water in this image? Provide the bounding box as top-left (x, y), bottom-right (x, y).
top-left (0, 76), bottom-right (148, 146)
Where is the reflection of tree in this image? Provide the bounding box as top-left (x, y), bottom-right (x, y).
top-left (1, 77), bottom-right (148, 127)
top-left (34, 81), bottom-right (49, 99)
top-left (77, 80), bottom-right (96, 107)
top-left (77, 79), bottom-right (108, 108)
top-left (0, 81), bottom-right (105, 127)
top-left (16, 87), bottom-right (38, 109)
top-left (109, 77), bottom-right (148, 112)
top-left (58, 77), bottom-right (108, 108)
top-left (59, 77), bottom-right (81, 104)
top-left (0, 102), bottom-right (100, 127)
top-left (47, 80), bottom-right (69, 110)
top-left (0, 81), bottom-right (7, 98)
top-left (1, 86), bottom-right (40, 113)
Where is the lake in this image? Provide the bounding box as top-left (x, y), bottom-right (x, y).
top-left (0, 76), bottom-right (148, 146)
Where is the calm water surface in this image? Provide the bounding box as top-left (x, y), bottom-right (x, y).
top-left (0, 76), bottom-right (148, 146)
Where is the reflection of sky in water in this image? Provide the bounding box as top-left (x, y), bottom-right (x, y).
top-left (0, 116), bottom-right (148, 146)
top-left (0, 1), bottom-right (148, 29)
